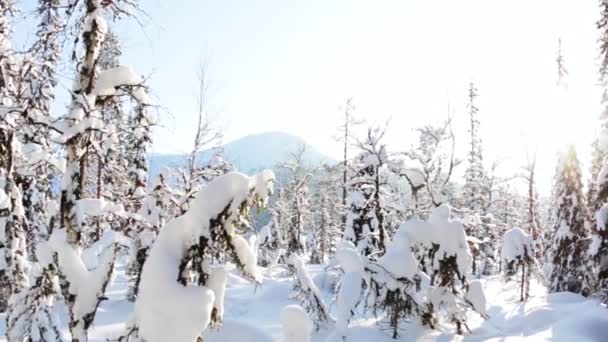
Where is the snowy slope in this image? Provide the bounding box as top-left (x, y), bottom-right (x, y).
top-left (3, 261), bottom-right (607, 341)
top-left (149, 131), bottom-right (335, 177)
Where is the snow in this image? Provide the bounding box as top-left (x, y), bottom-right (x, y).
top-left (466, 279), bottom-right (488, 318)
top-left (281, 305), bottom-right (311, 342)
top-left (207, 266), bottom-right (229, 319)
top-left (402, 167), bottom-right (426, 188)
top-left (596, 203), bottom-right (608, 231)
top-left (93, 66), bottom-right (150, 104)
top-left (379, 225), bottom-right (418, 280)
top-left (2, 258), bottom-right (608, 341)
top-left (501, 227), bottom-right (534, 264)
top-left (0, 188), bottom-right (9, 209)
top-left (428, 204), bottom-right (473, 274)
top-left (336, 271), bottom-right (363, 330)
top-left (335, 240), bottom-right (364, 273)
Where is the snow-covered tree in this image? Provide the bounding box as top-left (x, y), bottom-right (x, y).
top-left (549, 147), bottom-right (595, 296)
top-left (592, 0), bottom-right (608, 299)
top-left (53, 0), bottom-right (152, 339)
top-left (501, 227), bottom-right (539, 301)
top-left (398, 119), bottom-right (458, 216)
top-left (415, 205), bottom-right (487, 334)
top-left (257, 206), bottom-right (284, 267)
top-left (462, 82), bottom-right (488, 215)
top-left (310, 191), bottom-right (340, 264)
top-left (335, 205), bottom-right (486, 338)
top-left (522, 156), bottom-right (543, 261)
top-left (124, 170), bottom-right (274, 342)
top-left (345, 127), bottom-right (389, 256)
top-left (278, 147), bottom-right (312, 258)
top-left (336, 98), bottom-right (361, 229)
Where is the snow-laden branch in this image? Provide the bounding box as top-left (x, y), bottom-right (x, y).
top-left (132, 170), bottom-right (274, 342)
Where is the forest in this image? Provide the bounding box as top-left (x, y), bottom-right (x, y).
top-left (2, 0), bottom-right (608, 341)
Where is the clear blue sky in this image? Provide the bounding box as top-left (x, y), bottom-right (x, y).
top-left (12, 0), bottom-right (605, 194)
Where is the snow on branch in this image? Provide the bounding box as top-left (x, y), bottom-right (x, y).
top-left (288, 254), bottom-right (334, 330)
top-left (48, 229), bottom-right (117, 341)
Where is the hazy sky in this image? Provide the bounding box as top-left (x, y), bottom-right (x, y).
top-left (14, 0), bottom-right (606, 194)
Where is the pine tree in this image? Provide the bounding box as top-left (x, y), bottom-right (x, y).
top-left (549, 147), bottom-right (594, 296)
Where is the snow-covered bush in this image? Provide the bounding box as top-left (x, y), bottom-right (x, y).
top-left (125, 170), bottom-right (274, 342)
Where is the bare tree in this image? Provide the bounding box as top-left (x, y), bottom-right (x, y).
top-left (178, 60), bottom-right (226, 213)
top-left (335, 98), bottom-right (362, 229)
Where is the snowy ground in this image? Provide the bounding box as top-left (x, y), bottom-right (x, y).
top-left (1, 261), bottom-right (608, 341)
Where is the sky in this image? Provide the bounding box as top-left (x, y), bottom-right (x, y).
top-left (12, 0), bottom-right (606, 195)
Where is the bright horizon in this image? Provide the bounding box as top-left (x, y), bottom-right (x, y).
top-left (15, 0), bottom-right (605, 195)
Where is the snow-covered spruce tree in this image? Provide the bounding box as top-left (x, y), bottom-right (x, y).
top-left (587, 138), bottom-right (605, 210)
top-left (549, 147), bottom-right (594, 296)
top-left (123, 171), bottom-right (274, 342)
top-left (462, 82), bottom-right (488, 216)
top-left (288, 253), bottom-right (333, 330)
top-left (310, 191), bottom-right (340, 264)
top-left (13, 0), bottom-right (65, 259)
top-left (123, 99), bottom-right (156, 302)
top-left (334, 237), bottom-right (425, 339)
top-left (345, 126), bottom-right (389, 257)
top-left (592, 0), bottom-right (608, 299)
top-left (335, 206), bottom-right (487, 338)
top-left (0, 0), bottom-right (21, 313)
top-left (501, 227), bottom-right (538, 302)
top-left (0, 130), bottom-right (31, 315)
top-left (278, 146), bottom-right (312, 258)
top-left (257, 205), bottom-right (284, 267)
top-left (414, 205), bottom-right (487, 334)
top-left (461, 82), bottom-right (492, 276)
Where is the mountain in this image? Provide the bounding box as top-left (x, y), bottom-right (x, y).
top-left (149, 131), bottom-right (335, 178)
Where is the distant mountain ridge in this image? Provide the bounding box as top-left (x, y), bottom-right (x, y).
top-left (149, 131), bottom-right (335, 178)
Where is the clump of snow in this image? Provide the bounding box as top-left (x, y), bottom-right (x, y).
top-left (596, 203), bottom-right (608, 231)
top-left (465, 279), bottom-right (488, 318)
top-left (335, 240), bottom-right (364, 273)
top-left (501, 227), bottom-right (534, 265)
top-left (431, 205), bottom-right (472, 272)
top-left (281, 305), bottom-right (311, 342)
top-left (233, 234), bottom-right (262, 282)
top-left (207, 266), bottom-right (229, 320)
top-left (336, 271), bottom-right (362, 330)
top-left (379, 226), bottom-right (418, 281)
